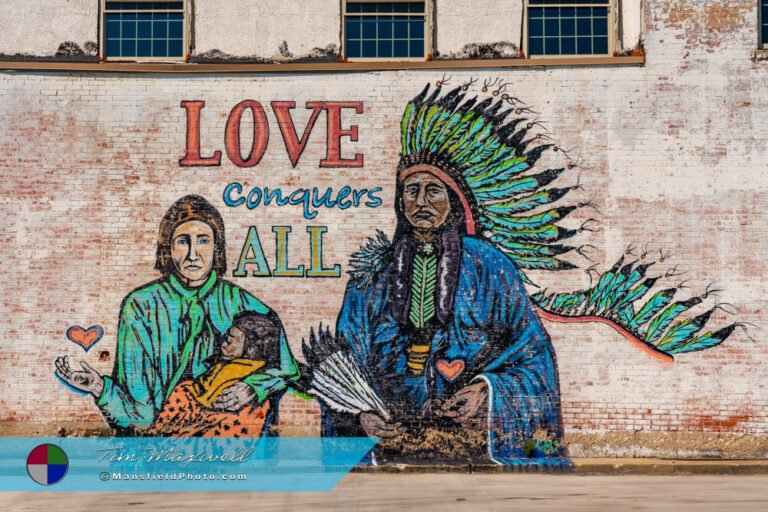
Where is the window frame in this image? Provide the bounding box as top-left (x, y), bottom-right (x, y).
top-left (523, 0), bottom-right (617, 58)
top-left (99, 0), bottom-right (191, 62)
top-left (761, 0), bottom-right (768, 50)
top-left (341, 0), bottom-right (432, 62)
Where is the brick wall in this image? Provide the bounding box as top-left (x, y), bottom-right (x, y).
top-left (0, 1), bottom-right (766, 458)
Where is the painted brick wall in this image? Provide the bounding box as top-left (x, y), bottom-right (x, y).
top-left (0, 1), bottom-right (643, 59)
top-left (0, 1), bottom-right (766, 457)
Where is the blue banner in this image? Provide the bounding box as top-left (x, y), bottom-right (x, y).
top-left (1, 437), bottom-right (378, 492)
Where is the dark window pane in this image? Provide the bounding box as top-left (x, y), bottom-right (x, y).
top-left (378, 21), bottom-right (393, 39)
top-left (122, 20), bottom-right (136, 38)
top-left (529, 7), bottom-right (543, 20)
top-left (545, 38), bottom-right (559, 55)
top-left (593, 37), bottom-right (608, 54)
top-left (346, 40), bottom-right (361, 57)
top-left (529, 37), bottom-right (543, 56)
top-left (593, 17), bottom-right (608, 36)
top-left (576, 17), bottom-right (591, 35)
top-left (362, 21), bottom-right (377, 39)
top-left (410, 19), bottom-right (424, 39)
top-left (362, 40), bottom-right (377, 57)
top-left (121, 39), bottom-right (136, 56)
top-left (153, 21), bottom-right (167, 38)
top-left (529, 18), bottom-right (543, 37)
top-left (169, 20), bottom-right (183, 38)
top-left (361, 3), bottom-right (376, 13)
top-left (529, 0), bottom-right (608, 3)
top-left (122, 12), bottom-right (136, 21)
top-left (409, 2), bottom-right (425, 13)
top-left (577, 36), bottom-right (592, 54)
top-left (346, 3), bottom-right (362, 13)
top-left (137, 12), bottom-right (151, 21)
top-left (346, 19), bottom-right (361, 39)
top-left (409, 39), bottom-right (424, 57)
top-left (153, 39), bottom-right (167, 56)
top-left (106, 39), bottom-right (121, 57)
top-left (561, 37), bottom-right (576, 55)
top-left (545, 18), bottom-right (559, 36)
top-left (138, 22), bottom-right (152, 38)
top-left (106, 20), bottom-right (121, 38)
top-left (561, 17), bottom-right (575, 36)
top-left (393, 20), bottom-right (408, 38)
top-left (169, 12), bottom-right (183, 21)
top-left (378, 40), bottom-right (392, 57)
top-left (394, 39), bottom-right (408, 57)
top-left (136, 39), bottom-right (152, 57)
top-left (561, 7), bottom-right (575, 17)
top-left (168, 39), bottom-right (183, 57)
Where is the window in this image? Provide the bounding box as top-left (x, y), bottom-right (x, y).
top-left (343, 1), bottom-right (429, 60)
top-left (762, 1), bottom-right (768, 48)
top-left (101, 1), bottom-right (187, 60)
top-left (526, 0), bottom-right (612, 57)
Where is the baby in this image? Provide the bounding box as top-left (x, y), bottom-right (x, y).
top-left (149, 311), bottom-right (282, 437)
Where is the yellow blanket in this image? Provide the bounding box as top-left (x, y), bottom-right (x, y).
top-left (185, 358), bottom-right (265, 408)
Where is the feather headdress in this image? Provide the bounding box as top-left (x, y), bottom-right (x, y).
top-left (396, 83), bottom-right (587, 285)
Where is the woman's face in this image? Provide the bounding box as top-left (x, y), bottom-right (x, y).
top-left (171, 220), bottom-right (215, 286)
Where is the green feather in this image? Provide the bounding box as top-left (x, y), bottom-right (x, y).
top-left (667, 323), bottom-right (737, 355)
top-left (629, 288), bottom-right (676, 331)
top-left (482, 187), bottom-right (571, 216)
top-left (483, 206), bottom-right (576, 232)
top-left (408, 254), bottom-right (437, 329)
top-left (504, 252), bottom-right (577, 271)
top-left (644, 297), bottom-right (703, 344)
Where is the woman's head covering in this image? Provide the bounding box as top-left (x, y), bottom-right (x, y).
top-left (155, 194), bottom-right (227, 277)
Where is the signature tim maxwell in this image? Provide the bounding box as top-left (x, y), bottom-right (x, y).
top-left (96, 446), bottom-right (254, 468)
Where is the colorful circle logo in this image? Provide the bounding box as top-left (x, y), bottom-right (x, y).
top-left (26, 444), bottom-right (69, 486)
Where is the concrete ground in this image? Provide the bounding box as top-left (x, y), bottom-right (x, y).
top-left (3, 474), bottom-right (768, 512)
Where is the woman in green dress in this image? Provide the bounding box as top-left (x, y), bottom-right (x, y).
top-left (55, 195), bottom-right (299, 435)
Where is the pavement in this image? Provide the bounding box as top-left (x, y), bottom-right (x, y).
top-left (2, 473), bottom-right (768, 511)
top-left (354, 458), bottom-right (768, 475)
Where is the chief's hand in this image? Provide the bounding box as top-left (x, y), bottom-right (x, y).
top-left (55, 356), bottom-right (104, 397)
top-left (359, 412), bottom-right (403, 439)
top-left (211, 382), bottom-right (257, 411)
top-left (435, 381), bottom-right (488, 427)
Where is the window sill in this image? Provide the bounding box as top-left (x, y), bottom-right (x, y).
top-left (0, 55), bottom-right (644, 73)
top-left (752, 49), bottom-right (768, 61)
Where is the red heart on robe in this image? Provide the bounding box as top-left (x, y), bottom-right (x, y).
top-left (66, 325), bottom-right (104, 352)
top-left (436, 359), bottom-right (465, 381)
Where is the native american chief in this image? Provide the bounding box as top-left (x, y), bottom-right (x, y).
top-left (323, 84), bottom-right (572, 466)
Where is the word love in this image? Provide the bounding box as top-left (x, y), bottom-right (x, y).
top-left (233, 225), bottom-right (341, 278)
top-left (179, 100), bottom-right (364, 169)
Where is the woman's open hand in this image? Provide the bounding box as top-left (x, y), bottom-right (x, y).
top-left (434, 381), bottom-right (488, 427)
top-left (211, 382), bottom-right (257, 411)
top-left (359, 412), bottom-right (403, 438)
top-left (55, 356), bottom-right (104, 397)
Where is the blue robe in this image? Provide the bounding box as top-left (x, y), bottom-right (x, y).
top-left (326, 237), bottom-right (570, 467)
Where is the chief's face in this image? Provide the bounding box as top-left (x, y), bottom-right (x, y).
top-left (171, 220), bottom-right (215, 286)
top-left (401, 170), bottom-right (451, 230)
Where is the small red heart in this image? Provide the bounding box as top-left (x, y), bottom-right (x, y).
top-left (66, 325), bottom-right (104, 352)
top-left (436, 359), bottom-right (465, 382)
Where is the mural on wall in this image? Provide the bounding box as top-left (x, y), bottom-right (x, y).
top-left (52, 78), bottom-right (747, 467)
top-left (55, 195), bottom-right (301, 437)
top-left (305, 80), bottom-right (747, 465)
